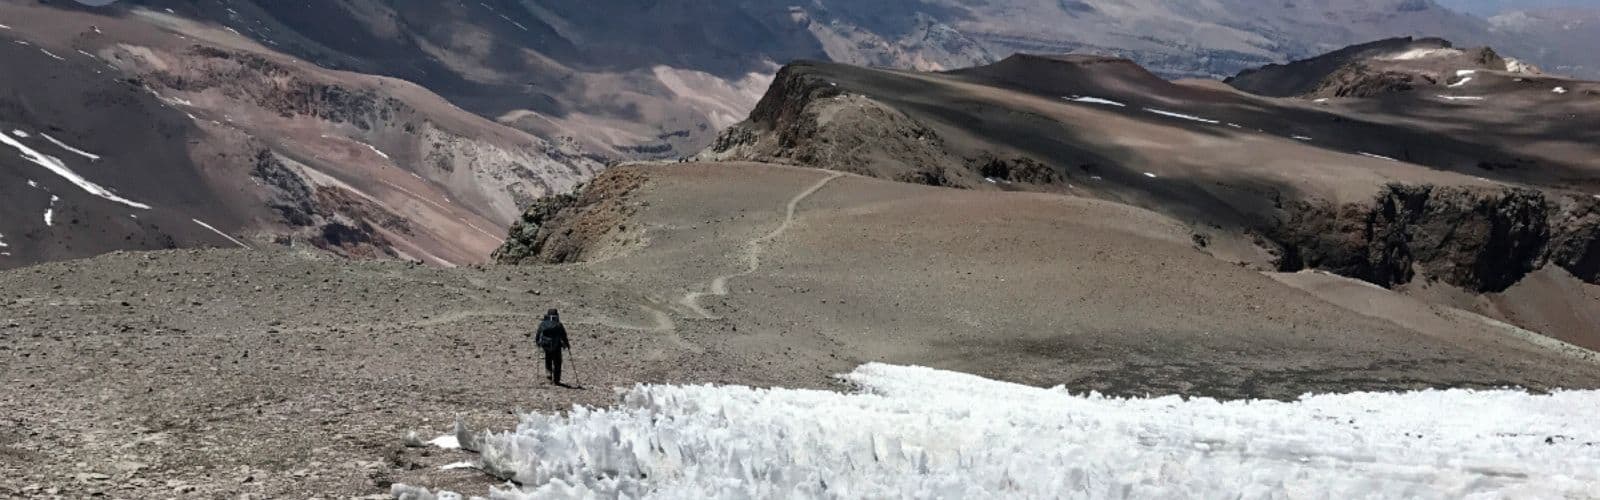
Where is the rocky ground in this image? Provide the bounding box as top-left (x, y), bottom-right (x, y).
top-left (0, 245), bottom-right (853, 498)
top-left (4, 162), bottom-right (1598, 499)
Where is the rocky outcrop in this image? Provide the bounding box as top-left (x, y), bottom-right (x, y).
top-left (1273, 185), bottom-right (1598, 292)
top-left (1307, 65), bottom-right (1433, 98)
top-left (700, 63), bottom-right (968, 187)
top-left (492, 167), bottom-right (647, 265)
top-left (248, 150), bottom-right (399, 260)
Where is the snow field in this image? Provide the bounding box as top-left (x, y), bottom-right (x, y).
top-left (401, 363), bottom-right (1600, 500)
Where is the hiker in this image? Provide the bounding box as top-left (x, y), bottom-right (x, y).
top-left (535, 309), bottom-right (571, 385)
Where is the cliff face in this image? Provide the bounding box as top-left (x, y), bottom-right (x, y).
top-left (1275, 186), bottom-right (1597, 292)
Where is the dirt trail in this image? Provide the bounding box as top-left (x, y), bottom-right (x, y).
top-left (679, 171), bottom-right (845, 319)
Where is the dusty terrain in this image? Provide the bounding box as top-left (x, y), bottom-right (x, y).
top-left (7, 162), bottom-right (1593, 498)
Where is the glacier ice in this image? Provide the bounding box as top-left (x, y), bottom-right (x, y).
top-left (401, 363), bottom-right (1600, 499)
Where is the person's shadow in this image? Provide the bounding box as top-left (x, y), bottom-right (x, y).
top-left (554, 382), bottom-right (587, 390)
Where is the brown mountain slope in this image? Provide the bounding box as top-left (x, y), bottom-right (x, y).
top-left (1224, 36), bottom-right (1538, 98)
top-left (0, 3), bottom-right (598, 269)
top-left (696, 50), bottom-right (1600, 347)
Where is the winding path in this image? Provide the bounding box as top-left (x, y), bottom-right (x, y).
top-left (679, 171), bottom-right (845, 319)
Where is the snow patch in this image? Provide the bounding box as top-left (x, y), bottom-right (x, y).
top-left (1064, 96), bottom-right (1126, 107)
top-left (1291, 135), bottom-right (1313, 141)
top-left (1383, 48), bottom-right (1462, 60)
top-left (1448, 77), bottom-right (1472, 88)
top-left (1554, 87), bottom-right (1568, 94)
top-left (38, 49), bottom-right (66, 61)
top-left (1142, 108), bottom-right (1219, 124)
top-left (10, 130), bottom-right (28, 138)
top-left (40, 133), bottom-right (101, 161)
top-left (43, 195), bottom-right (58, 227)
top-left (1436, 95), bottom-right (1486, 101)
top-left (429, 435), bottom-right (461, 450)
top-left (1505, 58), bottom-right (1538, 74)
top-left (191, 219), bottom-right (250, 249)
top-left (1359, 152), bottom-right (1399, 162)
top-left (0, 24), bottom-right (11, 30)
top-left (983, 177), bottom-right (997, 184)
top-left (1143, 172), bottom-right (1158, 178)
top-left (409, 363), bottom-right (1600, 499)
top-left (440, 462), bottom-right (476, 471)
top-left (0, 131), bottom-right (150, 209)
top-left (1313, 98), bottom-right (1329, 103)
top-left (1455, 69), bottom-right (1478, 77)
top-left (0, 233), bottom-right (8, 248)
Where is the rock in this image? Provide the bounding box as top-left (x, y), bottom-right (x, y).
top-left (1271, 184), bottom-right (1596, 291)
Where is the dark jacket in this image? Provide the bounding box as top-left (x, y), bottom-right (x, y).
top-left (535, 310), bottom-right (570, 351)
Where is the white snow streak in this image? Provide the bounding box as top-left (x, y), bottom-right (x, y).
top-left (10, 130), bottom-right (28, 138)
top-left (1143, 172), bottom-right (1158, 178)
top-left (1142, 108), bottom-right (1220, 124)
top-left (1448, 77), bottom-right (1472, 88)
top-left (1360, 152), bottom-right (1399, 162)
top-left (1456, 69), bottom-right (1478, 77)
top-left (38, 48), bottom-right (66, 61)
top-left (408, 364), bottom-right (1600, 499)
top-left (0, 132), bottom-right (150, 209)
top-left (40, 133), bottom-right (101, 161)
top-left (1436, 95), bottom-right (1486, 101)
top-left (362, 142), bottom-right (390, 160)
top-left (191, 219), bottom-right (250, 249)
top-left (0, 24), bottom-right (11, 30)
top-left (1554, 87), bottom-right (1569, 94)
top-left (0, 233), bottom-right (8, 248)
top-left (1064, 96), bottom-right (1126, 107)
top-left (440, 462), bottom-right (477, 471)
top-left (1291, 135), bottom-right (1313, 141)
